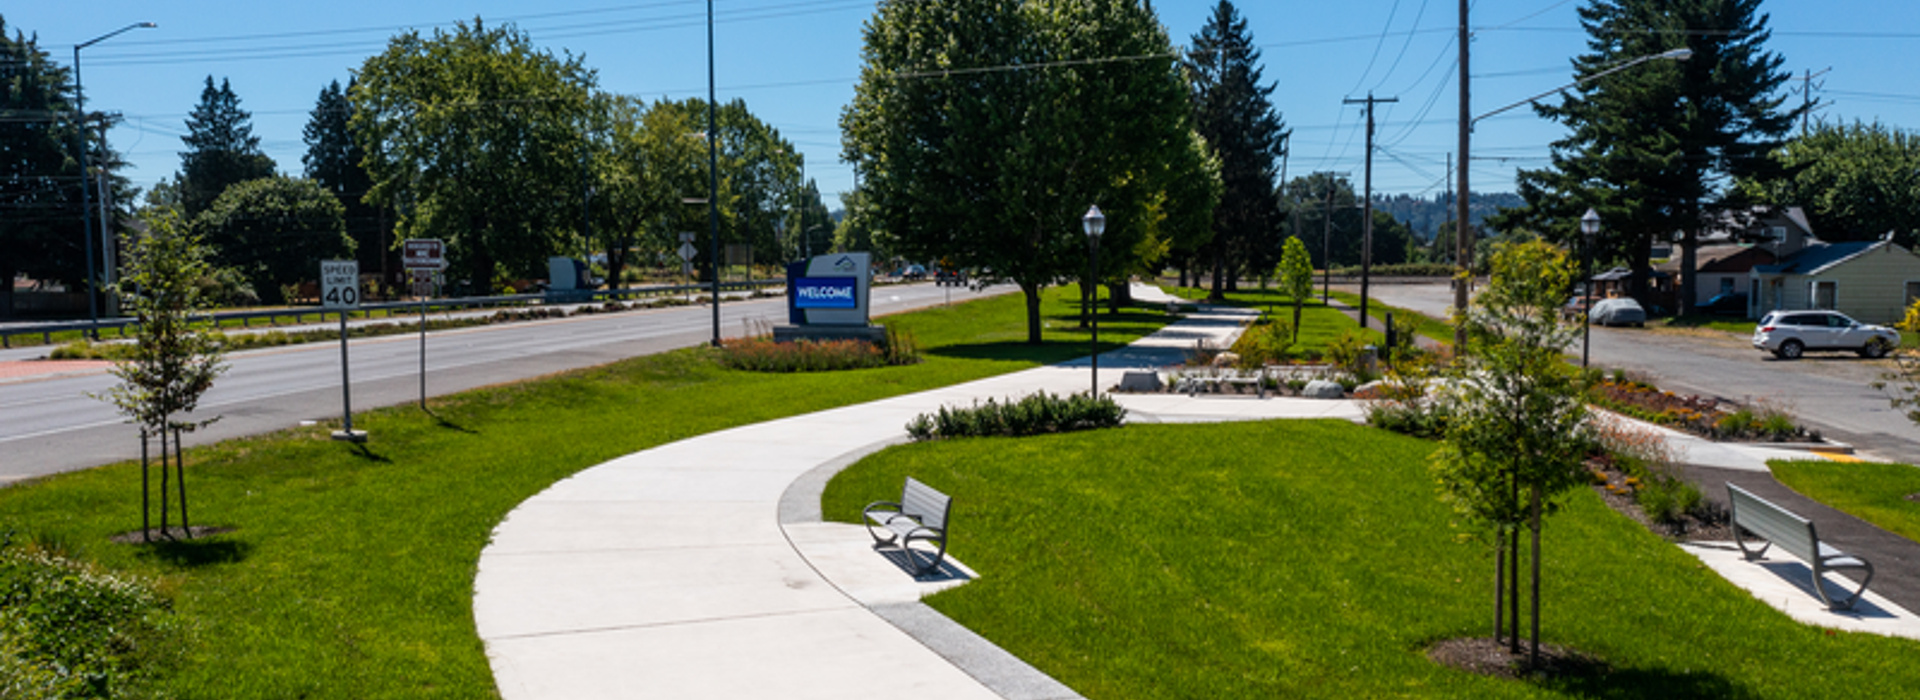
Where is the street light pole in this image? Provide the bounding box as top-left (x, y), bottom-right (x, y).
top-left (1581, 208), bottom-right (1600, 369)
top-left (705, 0), bottom-right (721, 347)
top-left (1083, 206), bottom-right (1105, 398)
top-left (72, 22), bottom-right (155, 336)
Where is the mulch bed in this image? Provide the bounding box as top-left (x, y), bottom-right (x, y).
top-left (1427, 636), bottom-right (1609, 680)
top-left (109, 525), bottom-right (235, 544)
top-left (1586, 457), bottom-right (1735, 542)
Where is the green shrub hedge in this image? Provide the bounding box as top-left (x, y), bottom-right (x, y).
top-left (905, 391), bottom-right (1126, 440)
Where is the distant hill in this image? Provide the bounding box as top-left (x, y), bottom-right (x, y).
top-left (1377, 192), bottom-right (1523, 241)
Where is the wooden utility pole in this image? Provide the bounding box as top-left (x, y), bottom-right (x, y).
top-left (1343, 93), bottom-right (1396, 329)
top-left (1455, 0), bottom-right (1472, 353)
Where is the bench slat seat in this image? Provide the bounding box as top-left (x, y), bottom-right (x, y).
top-left (863, 477), bottom-right (952, 576)
top-left (1728, 483), bottom-right (1874, 610)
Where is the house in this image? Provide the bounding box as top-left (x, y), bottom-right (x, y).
top-left (1656, 244), bottom-right (1777, 314)
top-left (1750, 237), bottom-right (1920, 324)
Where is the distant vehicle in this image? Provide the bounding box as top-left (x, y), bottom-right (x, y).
top-left (1752, 310), bottom-right (1897, 360)
top-left (897, 264), bottom-right (927, 280)
top-left (935, 268), bottom-right (967, 287)
top-left (1561, 295), bottom-right (1594, 322)
top-left (1589, 298), bottom-right (1647, 327)
top-left (1700, 292), bottom-right (1749, 317)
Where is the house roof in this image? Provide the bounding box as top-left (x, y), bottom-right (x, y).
top-left (1753, 240), bottom-right (1883, 276)
top-left (1692, 206), bottom-right (1814, 244)
top-left (1653, 244), bottom-right (1777, 274)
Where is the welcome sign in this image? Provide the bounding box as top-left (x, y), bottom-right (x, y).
top-left (786, 252), bottom-right (871, 326)
top-left (793, 277), bottom-right (858, 309)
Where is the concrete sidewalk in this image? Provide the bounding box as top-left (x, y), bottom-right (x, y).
top-left (473, 284), bottom-right (1920, 699)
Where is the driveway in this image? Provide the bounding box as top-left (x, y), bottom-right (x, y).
top-left (1353, 280), bottom-right (1920, 463)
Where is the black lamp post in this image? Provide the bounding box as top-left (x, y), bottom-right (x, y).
top-left (1581, 208), bottom-right (1600, 368)
top-left (1083, 205), bottom-right (1105, 397)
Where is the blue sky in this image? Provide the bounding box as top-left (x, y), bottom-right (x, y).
top-left (13, 1), bottom-right (1920, 211)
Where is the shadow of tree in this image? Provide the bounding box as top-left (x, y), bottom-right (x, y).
top-left (138, 534), bottom-right (251, 568)
top-left (1536, 666), bottom-right (1757, 699)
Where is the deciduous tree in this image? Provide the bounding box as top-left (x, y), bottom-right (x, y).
top-left (196, 176), bottom-right (353, 304)
top-left (1743, 121), bottom-right (1920, 245)
top-left (1275, 235), bottom-right (1312, 341)
top-left (1430, 239), bottom-right (1587, 666)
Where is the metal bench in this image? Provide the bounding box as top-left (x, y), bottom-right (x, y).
top-left (1180, 369), bottom-right (1268, 398)
top-left (863, 477), bottom-right (952, 575)
top-left (1727, 483), bottom-right (1875, 610)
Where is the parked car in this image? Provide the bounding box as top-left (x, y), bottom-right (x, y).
top-left (1752, 310), bottom-right (1898, 360)
top-left (1589, 298), bottom-right (1647, 327)
top-left (896, 264), bottom-right (927, 280)
top-left (935, 268), bottom-right (968, 287)
top-left (1700, 292), bottom-right (1749, 317)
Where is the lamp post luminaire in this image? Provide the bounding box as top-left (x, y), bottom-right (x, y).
top-left (73, 21), bottom-right (156, 334)
top-left (1581, 208), bottom-right (1600, 369)
top-left (1453, 44), bottom-right (1692, 353)
top-left (1083, 205), bottom-right (1105, 398)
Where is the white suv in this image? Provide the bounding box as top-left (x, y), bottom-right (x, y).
top-left (1752, 310), bottom-right (1898, 360)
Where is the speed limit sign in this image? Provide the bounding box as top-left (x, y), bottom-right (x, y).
top-left (321, 260), bottom-right (360, 309)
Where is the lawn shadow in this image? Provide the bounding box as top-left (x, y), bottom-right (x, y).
top-left (1537, 665), bottom-right (1757, 699)
top-left (132, 530), bottom-right (251, 568)
top-left (924, 341), bottom-right (1084, 364)
top-left (346, 443), bottom-right (392, 463)
top-left (433, 415), bottom-right (479, 434)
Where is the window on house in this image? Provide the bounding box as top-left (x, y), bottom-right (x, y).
top-left (1813, 280), bottom-right (1837, 310)
top-left (1769, 226), bottom-right (1788, 241)
top-left (1719, 278), bottom-right (1735, 295)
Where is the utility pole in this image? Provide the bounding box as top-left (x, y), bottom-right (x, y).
top-left (1343, 93), bottom-right (1396, 330)
top-left (1444, 152), bottom-right (1453, 264)
top-left (1455, 0), bottom-right (1472, 353)
top-left (1797, 67), bottom-right (1830, 134)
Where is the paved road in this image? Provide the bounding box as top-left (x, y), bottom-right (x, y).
top-left (0, 283), bottom-right (1010, 482)
top-left (1353, 280), bottom-right (1920, 463)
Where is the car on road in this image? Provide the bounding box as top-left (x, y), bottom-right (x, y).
top-left (1752, 310), bottom-right (1897, 360)
top-left (1700, 292), bottom-right (1749, 317)
top-left (896, 264), bottom-right (927, 280)
top-left (1589, 298), bottom-right (1647, 327)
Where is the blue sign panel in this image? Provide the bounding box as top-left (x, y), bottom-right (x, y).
top-left (794, 277), bottom-right (859, 309)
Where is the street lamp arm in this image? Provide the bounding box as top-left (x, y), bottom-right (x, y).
top-left (1472, 47), bottom-right (1691, 127)
top-left (78, 22), bottom-right (157, 50)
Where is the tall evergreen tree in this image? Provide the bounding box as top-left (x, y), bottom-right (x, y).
top-left (1187, 0), bottom-right (1289, 302)
top-left (179, 76), bottom-right (277, 217)
top-left (0, 19), bottom-right (79, 318)
top-left (1497, 0), bottom-right (1799, 313)
top-left (302, 79), bottom-right (385, 276)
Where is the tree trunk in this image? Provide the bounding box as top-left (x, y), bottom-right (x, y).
top-left (1530, 485), bottom-right (1543, 667)
top-left (1022, 281), bottom-right (1044, 345)
top-left (1107, 282), bottom-right (1129, 312)
top-left (1678, 226), bottom-right (1699, 316)
top-left (1209, 246), bottom-right (1227, 302)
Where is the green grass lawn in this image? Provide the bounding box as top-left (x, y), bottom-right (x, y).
top-left (0, 286), bottom-right (1174, 699)
top-left (1772, 459), bottom-right (1920, 542)
top-left (1658, 314), bottom-right (1755, 334)
top-left (822, 421), bottom-right (1920, 698)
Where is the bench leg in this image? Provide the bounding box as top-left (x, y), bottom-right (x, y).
top-left (903, 534), bottom-right (947, 577)
top-left (1816, 562), bottom-right (1875, 611)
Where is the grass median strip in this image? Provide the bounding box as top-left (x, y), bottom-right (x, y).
top-left (1772, 459), bottom-right (1920, 543)
top-left (823, 420), bottom-right (1920, 698)
top-left (0, 286), bottom-right (1171, 699)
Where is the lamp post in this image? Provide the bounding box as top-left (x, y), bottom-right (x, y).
top-left (73, 21), bottom-right (156, 335)
top-left (1581, 208), bottom-right (1600, 369)
top-left (1454, 44), bottom-right (1692, 354)
top-left (705, 0), bottom-right (721, 347)
top-left (1083, 205), bottom-right (1105, 398)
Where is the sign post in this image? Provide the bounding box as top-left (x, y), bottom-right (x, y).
top-left (403, 239), bottom-right (446, 412)
top-left (678, 232), bottom-right (697, 303)
top-left (320, 260), bottom-right (366, 443)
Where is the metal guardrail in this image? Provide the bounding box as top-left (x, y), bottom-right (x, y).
top-left (1, 279), bottom-right (784, 349)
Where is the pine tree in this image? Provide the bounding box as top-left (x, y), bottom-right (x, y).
top-left (1500, 0), bottom-right (1799, 313)
top-left (1187, 0), bottom-right (1289, 302)
top-left (179, 76), bottom-right (276, 217)
top-left (302, 79), bottom-right (384, 275)
top-left (0, 20), bottom-right (80, 318)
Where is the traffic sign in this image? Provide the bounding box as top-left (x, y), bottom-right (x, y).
top-left (403, 239), bottom-right (446, 270)
top-left (320, 260), bottom-right (360, 309)
top-left (677, 242), bottom-right (698, 261)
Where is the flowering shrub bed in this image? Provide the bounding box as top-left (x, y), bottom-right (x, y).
top-left (1586, 377), bottom-right (1816, 443)
top-left (0, 544), bottom-right (177, 698)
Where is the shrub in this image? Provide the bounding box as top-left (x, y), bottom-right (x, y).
top-left (905, 391), bottom-right (1126, 441)
top-left (1325, 329), bottom-right (1376, 385)
top-left (1228, 318), bottom-right (1295, 367)
top-left (719, 337), bottom-right (886, 372)
top-left (1588, 418), bottom-right (1707, 524)
top-left (0, 543), bottom-right (177, 699)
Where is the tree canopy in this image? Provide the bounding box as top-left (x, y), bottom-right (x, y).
top-left (0, 19), bottom-right (82, 317)
top-left (1496, 0), bottom-right (1799, 313)
top-left (303, 79), bottom-right (385, 276)
top-left (196, 176), bottom-right (353, 305)
top-left (179, 77), bottom-right (277, 218)
top-left (1743, 121), bottom-right (1920, 246)
top-left (1188, 0), bottom-right (1288, 301)
top-left (351, 19), bottom-right (596, 292)
top-left (843, 0), bottom-right (1219, 343)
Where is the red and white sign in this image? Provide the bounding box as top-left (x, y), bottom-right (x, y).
top-left (403, 239), bottom-right (446, 270)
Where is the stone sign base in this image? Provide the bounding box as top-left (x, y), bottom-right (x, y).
top-left (772, 324), bottom-right (887, 345)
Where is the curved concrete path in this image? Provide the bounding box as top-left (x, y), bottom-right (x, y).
top-left (473, 287), bottom-right (1366, 698)
top-left (473, 284), bottom-right (1920, 699)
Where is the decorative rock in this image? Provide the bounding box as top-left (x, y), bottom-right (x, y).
top-left (1302, 379), bottom-right (1346, 399)
top-left (1211, 352), bottom-right (1241, 367)
top-left (1118, 371), bottom-right (1164, 393)
top-left (1350, 380), bottom-right (1389, 400)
